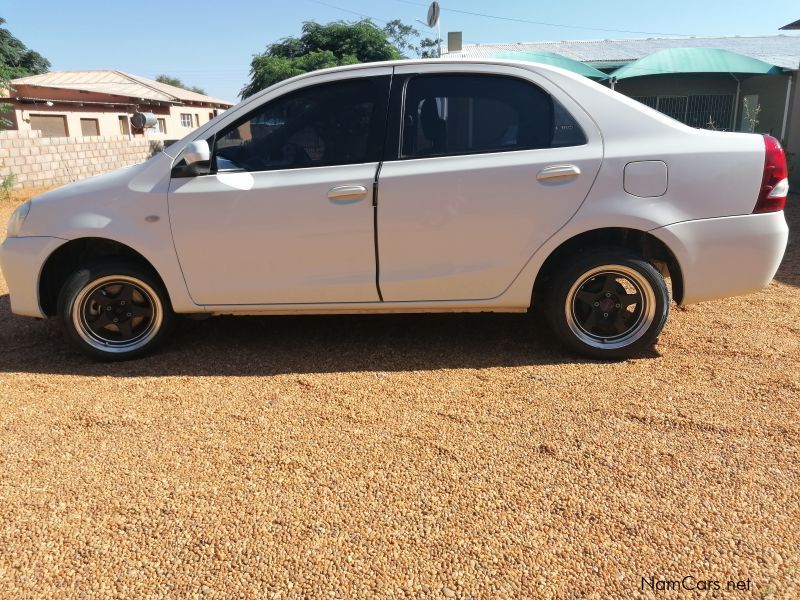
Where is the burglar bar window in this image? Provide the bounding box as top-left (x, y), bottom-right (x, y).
top-left (631, 94), bottom-right (735, 130)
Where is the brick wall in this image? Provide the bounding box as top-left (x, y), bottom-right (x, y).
top-left (0, 129), bottom-right (164, 190)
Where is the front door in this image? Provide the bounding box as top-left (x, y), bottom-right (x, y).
top-left (376, 66), bottom-right (603, 301)
top-left (168, 73), bottom-right (391, 306)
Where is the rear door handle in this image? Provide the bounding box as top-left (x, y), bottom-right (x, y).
top-left (536, 164), bottom-right (581, 182)
top-left (327, 185), bottom-right (368, 203)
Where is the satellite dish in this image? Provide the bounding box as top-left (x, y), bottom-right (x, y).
top-left (427, 1), bottom-right (440, 28)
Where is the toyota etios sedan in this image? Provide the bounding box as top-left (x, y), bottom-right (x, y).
top-left (1, 60), bottom-right (790, 360)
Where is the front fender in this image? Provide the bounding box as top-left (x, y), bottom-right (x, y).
top-left (21, 155), bottom-right (198, 313)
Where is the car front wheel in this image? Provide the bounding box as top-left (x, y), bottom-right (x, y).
top-left (57, 261), bottom-right (173, 360)
top-left (545, 249), bottom-right (669, 359)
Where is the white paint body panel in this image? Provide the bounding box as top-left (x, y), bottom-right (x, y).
top-left (0, 59), bottom-right (789, 320)
top-left (624, 161), bottom-right (668, 198)
top-left (378, 63), bottom-right (603, 301)
top-left (0, 236), bottom-right (66, 317)
top-left (650, 212), bottom-right (788, 304)
top-left (169, 163), bottom-right (380, 305)
top-left (4, 155), bottom-right (197, 312)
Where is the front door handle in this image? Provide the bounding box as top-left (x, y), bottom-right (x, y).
top-left (536, 164), bottom-right (581, 183)
top-left (327, 185), bottom-right (368, 203)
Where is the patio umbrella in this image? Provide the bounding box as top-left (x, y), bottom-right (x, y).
top-left (610, 48), bottom-right (784, 80)
top-left (493, 50), bottom-right (609, 80)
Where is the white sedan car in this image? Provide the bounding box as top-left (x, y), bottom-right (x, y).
top-left (1, 60), bottom-right (789, 360)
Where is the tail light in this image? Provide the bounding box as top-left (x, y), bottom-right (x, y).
top-left (754, 134), bottom-right (788, 213)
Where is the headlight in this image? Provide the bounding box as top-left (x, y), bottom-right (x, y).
top-left (6, 200), bottom-right (31, 238)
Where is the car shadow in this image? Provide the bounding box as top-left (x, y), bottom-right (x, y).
top-left (0, 294), bottom-right (659, 376)
top-left (773, 194), bottom-right (799, 287)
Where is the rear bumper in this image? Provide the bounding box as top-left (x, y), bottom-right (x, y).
top-left (650, 211), bottom-right (789, 305)
top-left (0, 236), bottom-right (66, 318)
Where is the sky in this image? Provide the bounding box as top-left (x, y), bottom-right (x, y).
top-left (3, 0), bottom-right (799, 102)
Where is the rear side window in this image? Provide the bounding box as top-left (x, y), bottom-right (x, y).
top-left (400, 74), bottom-right (585, 158)
top-left (214, 76), bottom-right (390, 172)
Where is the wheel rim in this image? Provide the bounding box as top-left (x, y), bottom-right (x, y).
top-left (565, 264), bottom-right (656, 350)
top-left (72, 275), bottom-right (163, 353)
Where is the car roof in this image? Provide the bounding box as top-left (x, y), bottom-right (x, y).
top-left (290, 57), bottom-right (566, 79)
top-left (239, 58), bottom-right (584, 107)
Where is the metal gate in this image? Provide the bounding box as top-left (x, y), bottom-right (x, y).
top-left (631, 94), bottom-right (735, 130)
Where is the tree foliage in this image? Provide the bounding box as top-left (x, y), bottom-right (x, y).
top-left (155, 74), bottom-right (206, 96)
top-left (0, 68), bottom-right (12, 128)
top-left (383, 19), bottom-right (440, 59)
top-left (241, 20), bottom-right (420, 99)
top-left (0, 17), bottom-right (50, 77)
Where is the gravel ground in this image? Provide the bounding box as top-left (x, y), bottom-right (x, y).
top-left (0, 191), bottom-right (797, 599)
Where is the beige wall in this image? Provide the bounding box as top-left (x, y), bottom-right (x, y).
top-left (12, 104), bottom-right (140, 138)
top-left (167, 105), bottom-right (219, 139)
top-left (9, 103), bottom-right (218, 141)
top-left (0, 129), bottom-right (163, 190)
top-left (7, 84), bottom-right (226, 142)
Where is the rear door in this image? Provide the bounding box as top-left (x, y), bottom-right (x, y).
top-left (376, 64), bottom-right (603, 301)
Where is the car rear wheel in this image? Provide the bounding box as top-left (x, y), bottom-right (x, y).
top-left (57, 261), bottom-right (173, 360)
top-left (545, 249), bottom-right (669, 359)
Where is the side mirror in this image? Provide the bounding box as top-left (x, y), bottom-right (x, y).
top-left (182, 140), bottom-right (210, 165)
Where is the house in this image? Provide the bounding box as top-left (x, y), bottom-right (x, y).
top-left (3, 70), bottom-right (234, 140)
top-left (444, 34), bottom-right (800, 181)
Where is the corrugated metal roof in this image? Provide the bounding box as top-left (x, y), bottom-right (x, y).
top-left (443, 35), bottom-right (800, 70)
top-left (10, 70), bottom-right (233, 106)
top-left (125, 73), bottom-right (232, 105)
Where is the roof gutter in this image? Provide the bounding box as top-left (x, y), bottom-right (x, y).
top-left (14, 96), bottom-right (142, 108)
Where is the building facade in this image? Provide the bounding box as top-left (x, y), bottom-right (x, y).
top-left (3, 70), bottom-right (233, 141)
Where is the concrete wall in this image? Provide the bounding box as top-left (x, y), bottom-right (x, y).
top-left (0, 129), bottom-right (163, 190)
top-left (739, 74), bottom-right (792, 139)
top-left (784, 71), bottom-right (800, 185)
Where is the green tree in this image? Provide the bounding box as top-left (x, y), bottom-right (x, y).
top-left (383, 19), bottom-right (419, 56)
top-left (418, 37), bottom-right (441, 58)
top-left (241, 20), bottom-right (404, 98)
top-left (0, 17), bottom-right (49, 76)
top-left (1, 67), bottom-right (15, 197)
top-left (0, 68), bottom-right (13, 128)
top-left (155, 74), bottom-right (206, 96)
top-left (383, 19), bottom-right (440, 58)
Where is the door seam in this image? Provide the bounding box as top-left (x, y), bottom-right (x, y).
top-left (373, 163), bottom-right (384, 301)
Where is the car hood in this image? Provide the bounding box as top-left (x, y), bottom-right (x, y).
top-left (31, 152), bottom-right (172, 209)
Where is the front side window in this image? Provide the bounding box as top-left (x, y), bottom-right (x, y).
top-left (400, 74), bottom-right (585, 158)
top-left (214, 77), bottom-right (390, 172)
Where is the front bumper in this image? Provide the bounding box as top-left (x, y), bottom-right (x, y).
top-left (0, 236), bottom-right (66, 317)
top-left (650, 211), bottom-right (789, 305)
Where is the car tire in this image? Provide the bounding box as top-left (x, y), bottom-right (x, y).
top-left (544, 248), bottom-right (669, 360)
top-left (57, 260), bottom-right (174, 361)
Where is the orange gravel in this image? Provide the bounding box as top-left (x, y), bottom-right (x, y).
top-left (0, 190), bottom-right (797, 599)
